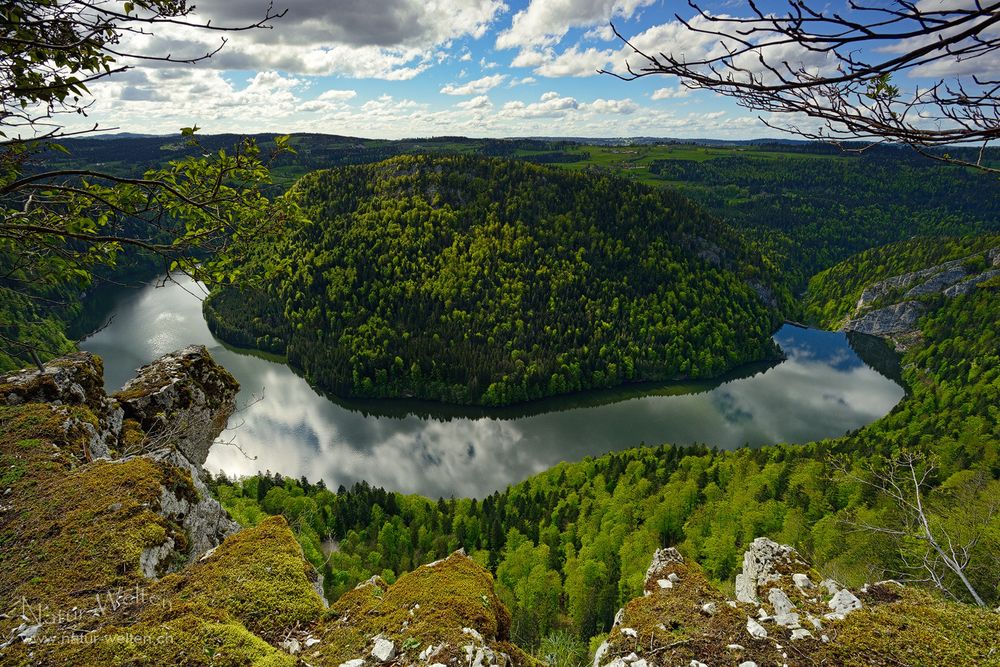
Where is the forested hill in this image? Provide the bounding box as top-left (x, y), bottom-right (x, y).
top-left (205, 155), bottom-right (790, 406)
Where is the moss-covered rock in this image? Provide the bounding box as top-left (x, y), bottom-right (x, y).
top-left (596, 542), bottom-right (1000, 667)
top-left (115, 345), bottom-right (240, 465)
top-left (305, 551), bottom-right (535, 667)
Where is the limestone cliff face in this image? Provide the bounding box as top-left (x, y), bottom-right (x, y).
top-left (843, 247), bottom-right (1000, 348)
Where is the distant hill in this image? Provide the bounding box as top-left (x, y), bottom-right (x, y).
top-left (204, 155), bottom-right (789, 406)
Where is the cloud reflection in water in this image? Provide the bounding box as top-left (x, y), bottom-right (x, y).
top-left (81, 275), bottom-right (905, 498)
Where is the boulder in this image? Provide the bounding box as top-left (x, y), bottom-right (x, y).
top-left (734, 538), bottom-right (810, 604)
top-left (115, 345), bottom-right (239, 465)
top-left (0, 352), bottom-right (122, 459)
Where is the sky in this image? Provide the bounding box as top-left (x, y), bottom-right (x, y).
top-left (68, 0), bottom-right (989, 140)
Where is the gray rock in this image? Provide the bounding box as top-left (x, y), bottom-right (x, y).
top-left (0, 352), bottom-right (123, 458)
top-left (845, 300), bottom-right (925, 337)
top-left (281, 637), bottom-right (301, 654)
top-left (904, 266), bottom-right (970, 298)
top-left (792, 573), bottom-right (813, 589)
top-left (149, 448), bottom-right (239, 560)
top-left (592, 640), bottom-right (610, 667)
top-left (643, 547), bottom-right (684, 588)
top-left (372, 636), bottom-right (396, 662)
top-left (790, 628), bottom-right (813, 641)
top-left (768, 588), bottom-right (795, 616)
top-left (746, 617), bottom-right (768, 639)
top-left (701, 601), bottom-right (718, 616)
top-left (115, 345), bottom-right (239, 465)
top-left (943, 269), bottom-right (1000, 298)
top-left (825, 588), bottom-right (862, 619)
top-left (735, 538), bottom-right (804, 604)
top-left (339, 660), bottom-right (365, 667)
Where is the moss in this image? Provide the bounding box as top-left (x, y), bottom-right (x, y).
top-left (308, 553), bottom-right (534, 666)
top-left (22, 613), bottom-right (298, 667)
top-left (151, 515), bottom-right (325, 639)
top-left (0, 402), bottom-right (198, 647)
top-left (820, 588), bottom-right (1000, 666)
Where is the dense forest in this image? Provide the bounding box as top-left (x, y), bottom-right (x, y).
top-left (209, 232), bottom-right (999, 650)
top-left (205, 155), bottom-right (789, 406)
top-left (648, 153), bottom-right (1000, 285)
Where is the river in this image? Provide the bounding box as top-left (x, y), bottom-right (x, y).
top-left (79, 274), bottom-right (905, 498)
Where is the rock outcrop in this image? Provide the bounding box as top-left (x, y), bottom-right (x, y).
top-left (594, 538), bottom-right (1000, 667)
top-left (115, 345), bottom-right (240, 465)
top-left (844, 247), bottom-right (1000, 347)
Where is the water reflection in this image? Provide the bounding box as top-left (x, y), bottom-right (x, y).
top-left (80, 275), bottom-right (905, 498)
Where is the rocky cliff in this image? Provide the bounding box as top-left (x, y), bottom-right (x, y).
top-left (1, 350), bottom-right (996, 666)
top-left (843, 247), bottom-right (1000, 348)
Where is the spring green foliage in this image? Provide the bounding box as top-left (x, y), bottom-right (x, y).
top-left (205, 155), bottom-right (787, 405)
top-left (213, 233), bottom-right (999, 646)
top-left (803, 233), bottom-right (1000, 328)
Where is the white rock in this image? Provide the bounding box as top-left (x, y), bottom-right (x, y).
top-left (631, 660), bottom-right (648, 667)
top-left (746, 617), bottom-right (768, 639)
top-left (668, 573), bottom-right (681, 583)
top-left (792, 574), bottom-right (813, 589)
top-left (826, 589), bottom-right (862, 619)
top-left (17, 624), bottom-right (42, 643)
top-left (623, 653), bottom-right (639, 663)
top-left (726, 600), bottom-right (738, 608)
top-left (281, 637), bottom-right (301, 654)
top-left (462, 627), bottom-right (484, 642)
top-left (620, 627), bottom-right (638, 638)
top-left (726, 644), bottom-right (746, 651)
top-left (735, 538), bottom-right (801, 604)
top-left (592, 640), bottom-right (609, 667)
top-left (790, 628), bottom-right (813, 641)
top-left (819, 579), bottom-right (841, 595)
top-left (768, 588), bottom-right (795, 616)
top-left (372, 636), bottom-right (396, 663)
top-left (739, 662), bottom-right (759, 667)
top-left (689, 661), bottom-right (708, 667)
top-left (821, 635), bottom-right (830, 643)
top-left (701, 602), bottom-right (718, 616)
top-left (304, 637), bottom-right (321, 648)
top-left (339, 660), bottom-right (365, 667)
top-left (643, 547), bottom-right (684, 587)
top-left (657, 579), bottom-right (673, 589)
top-left (613, 608), bottom-right (625, 627)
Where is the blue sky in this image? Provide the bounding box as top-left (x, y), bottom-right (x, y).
top-left (72, 0), bottom-right (979, 139)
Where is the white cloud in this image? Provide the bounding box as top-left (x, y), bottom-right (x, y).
top-left (586, 98), bottom-right (638, 114)
top-left (584, 24), bottom-right (617, 41)
top-left (496, 0), bottom-right (655, 50)
top-left (502, 92), bottom-right (579, 118)
top-left (441, 74), bottom-right (507, 95)
top-left (118, 0), bottom-right (509, 80)
top-left (651, 86), bottom-right (691, 100)
top-left (457, 95), bottom-right (494, 111)
top-left (533, 45), bottom-right (614, 77)
top-left (509, 76), bottom-right (537, 87)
